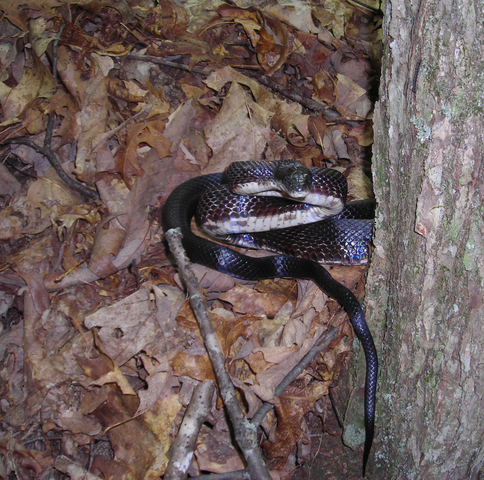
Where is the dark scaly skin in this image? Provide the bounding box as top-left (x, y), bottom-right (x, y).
top-left (162, 172), bottom-right (378, 476)
top-left (197, 184), bottom-right (375, 266)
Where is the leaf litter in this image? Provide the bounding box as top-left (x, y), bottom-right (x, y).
top-left (0, 1), bottom-right (382, 479)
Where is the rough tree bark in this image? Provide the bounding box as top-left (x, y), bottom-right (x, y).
top-left (366, 0), bottom-right (484, 478)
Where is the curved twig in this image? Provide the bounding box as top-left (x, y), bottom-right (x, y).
top-left (1, 137), bottom-right (99, 200)
top-left (125, 54), bottom-right (344, 120)
top-left (250, 326), bottom-right (339, 428)
top-left (1, 22), bottom-right (99, 202)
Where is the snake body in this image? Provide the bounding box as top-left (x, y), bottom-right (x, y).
top-left (162, 160), bottom-right (378, 474)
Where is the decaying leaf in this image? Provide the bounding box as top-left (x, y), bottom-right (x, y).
top-left (195, 427), bottom-right (246, 474)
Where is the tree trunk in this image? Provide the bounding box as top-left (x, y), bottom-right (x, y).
top-left (366, 0), bottom-right (484, 478)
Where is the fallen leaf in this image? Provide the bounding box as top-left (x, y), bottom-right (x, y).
top-left (170, 351), bottom-right (216, 382)
top-left (204, 81), bottom-right (273, 174)
top-left (84, 286), bottom-right (160, 366)
top-left (27, 167), bottom-right (84, 214)
top-left (219, 283), bottom-right (288, 318)
top-left (195, 427), bottom-right (245, 474)
top-left (0, 48), bottom-right (54, 127)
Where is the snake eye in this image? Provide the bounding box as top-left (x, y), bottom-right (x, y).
top-left (282, 166), bottom-right (312, 198)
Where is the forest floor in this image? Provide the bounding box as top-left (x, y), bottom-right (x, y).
top-left (0, 1), bottom-right (381, 479)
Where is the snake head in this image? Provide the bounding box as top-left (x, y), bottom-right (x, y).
top-left (275, 162), bottom-right (313, 199)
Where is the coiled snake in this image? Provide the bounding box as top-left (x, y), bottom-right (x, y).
top-left (162, 160), bottom-right (378, 474)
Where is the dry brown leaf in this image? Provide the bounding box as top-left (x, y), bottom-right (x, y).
top-left (55, 410), bottom-right (102, 435)
top-left (53, 204), bottom-right (101, 269)
top-left (195, 427), bottom-right (245, 474)
top-left (331, 52), bottom-right (372, 90)
top-left (349, 121), bottom-right (374, 147)
top-left (135, 363), bottom-right (173, 417)
top-left (190, 264), bottom-right (239, 296)
top-left (265, 4), bottom-right (320, 35)
top-left (347, 167), bottom-right (374, 200)
top-left (78, 388), bottom-right (110, 417)
top-left (222, 312), bottom-right (261, 360)
top-left (320, 326), bottom-right (353, 372)
top-left (90, 384), bottom-right (167, 479)
top-left (66, 153), bottom-right (172, 286)
top-left (77, 348), bottom-right (135, 396)
top-left (141, 393), bottom-right (183, 475)
top-left (262, 382), bottom-right (329, 467)
top-left (330, 127), bottom-right (351, 158)
top-left (106, 76), bottom-right (147, 103)
top-left (115, 120), bottom-right (172, 187)
top-left (251, 326), bottom-right (328, 403)
top-left (27, 168), bottom-right (84, 215)
top-left (0, 48), bottom-right (54, 128)
top-left (217, 4), bottom-right (259, 22)
top-left (44, 89), bottom-right (80, 145)
top-left (255, 12), bottom-right (290, 75)
top-left (219, 283), bottom-right (288, 318)
top-left (3, 296), bottom-right (116, 434)
top-left (212, 5), bottom-right (261, 48)
top-left (204, 81), bottom-right (273, 174)
top-left (170, 351), bottom-right (216, 382)
top-left (307, 115), bottom-right (327, 150)
top-left (88, 222), bottom-right (126, 278)
top-left (244, 349), bottom-right (272, 375)
top-left (254, 344), bottom-right (299, 365)
top-left (142, 1), bottom-right (188, 39)
top-left (174, 297), bottom-right (202, 337)
top-left (54, 455), bottom-right (102, 480)
top-left (84, 286), bottom-right (160, 366)
top-left (56, 46), bottom-right (111, 183)
top-left (205, 66), bottom-right (302, 115)
top-left (151, 284), bottom-right (186, 342)
top-left (334, 73), bottom-right (372, 119)
top-left (271, 113), bottom-right (310, 147)
top-left (0, 206), bottom-right (23, 240)
top-left (328, 264), bottom-right (367, 291)
top-left (312, 68), bottom-right (337, 106)
top-left (0, 435), bottom-right (54, 475)
top-left (0, 324), bottom-right (25, 411)
top-left (163, 99), bottom-right (213, 174)
top-left (0, 162), bottom-right (21, 195)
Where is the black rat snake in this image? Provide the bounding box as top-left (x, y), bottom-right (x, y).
top-left (162, 160), bottom-right (378, 474)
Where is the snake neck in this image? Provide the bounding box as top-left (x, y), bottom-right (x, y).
top-left (162, 173), bottom-right (224, 233)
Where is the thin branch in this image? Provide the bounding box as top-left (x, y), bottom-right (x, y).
top-left (236, 68), bottom-right (344, 121)
top-left (54, 455), bottom-right (102, 479)
top-left (250, 326), bottom-right (339, 428)
top-left (44, 23), bottom-right (65, 149)
top-left (44, 112), bottom-right (56, 150)
top-left (1, 137), bottom-right (99, 200)
top-left (347, 0), bottom-right (383, 14)
top-left (126, 54), bottom-right (212, 76)
top-left (190, 471), bottom-right (250, 480)
top-left (165, 381), bottom-right (216, 480)
top-left (51, 22), bottom-right (65, 85)
top-left (164, 228), bottom-right (272, 480)
top-left (1, 21), bottom-right (99, 201)
top-left (328, 386), bottom-right (344, 429)
top-left (125, 55), bottom-right (345, 120)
